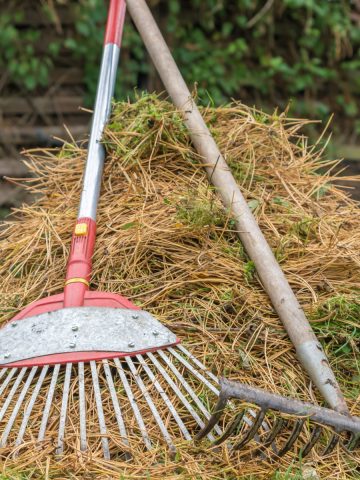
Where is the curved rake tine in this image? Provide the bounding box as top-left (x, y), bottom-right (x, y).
top-left (114, 358), bottom-right (151, 451)
top-left (168, 348), bottom-right (219, 395)
top-left (147, 352), bottom-right (215, 441)
top-left (1, 367), bottom-right (38, 447)
top-left (177, 345), bottom-right (219, 384)
top-left (301, 425), bottom-right (323, 458)
top-left (344, 432), bottom-right (360, 451)
top-left (277, 419), bottom-right (305, 457)
top-left (126, 356), bottom-right (175, 453)
top-left (90, 361), bottom-right (110, 460)
top-left (78, 362), bottom-right (87, 452)
top-left (103, 360), bottom-right (131, 459)
top-left (38, 364), bottom-right (60, 442)
top-left (158, 350), bottom-right (222, 436)
top-left (56, 363), bottom-right (72, 456)
top-left (263, 417), bottom-right (285, 449)
top-left (212, 410), bottom-right (246, 446)
top-left (0, 368), bottom-right (27, 422)
top-left (322, 431), bottom-right (340, 456)
top-left (137, 354), bottom-right (191, 441)
top-left (233, 409), bottom-right (266, 451)
top-left (196, 391), bottom-right (228, 440)
top-left (15, 366), bottom-right (49, 448)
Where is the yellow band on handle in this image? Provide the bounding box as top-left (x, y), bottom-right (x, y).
top-left (65, 277), bottom-right (90, 287)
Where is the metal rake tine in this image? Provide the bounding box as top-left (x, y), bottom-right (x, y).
top-left (78, 362), bottom-right (87, 452)
top-left (168, 347), bottom-right (219, 395)
top-left (322, 431), bottom-right (340, 456)
top-left (196, 390), bottom-right (228, 440)
top-left (301, 425), bottom-right (322, 458)
top-left (103, 360), bottom-right (131, 458)
top-left (277, 419), bottom-right (305, 457)
top-left (0, 368), bottom-right (19, 398)
top-left (0, 368), bottom-right (8, 381)
top-left (176, 345), bottom-right (219, 384)
top-left (137, 354), bottom-right (192, 441)
top-left (0, 368), bottom-right (27, 422)
top-left (56, 363), bottom-right (72, 456)
top-left (212, 410), bottom-right (246, 446)
top-left (126, 356), bottom-right (175, 452)
top-left (90, 361), bottom-right (110, 460)
top-left (114, 358), bottom-right (152, 451)
top-left (233, 409), bottom-right (266, 451)
top-left (262, 417), bottom-right (285, 448)
top-left (345, 432), bottom-right (360, 451)
top-left (38, 364), bottom-right (60, 442)
top-left (158, 350), bottom-right (222, 436)
top-left (15, 365), bottom-right (49, 447)
top-left (147, 352), bottom-right (216, 441)
top-left (0, 367), bottom-right (38, 447)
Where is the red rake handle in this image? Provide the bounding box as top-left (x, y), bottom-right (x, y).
top-left (65, 0), bottom-right (126, 307)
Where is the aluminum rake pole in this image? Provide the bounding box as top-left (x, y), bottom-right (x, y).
top-left (125, 0), bottom-right (349, 415)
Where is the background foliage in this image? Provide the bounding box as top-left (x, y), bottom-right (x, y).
top-left (0, 0), bottom-right (359, 137)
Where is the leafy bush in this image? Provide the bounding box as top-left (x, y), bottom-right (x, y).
top-left (0, 0), bottom-right (359, 132)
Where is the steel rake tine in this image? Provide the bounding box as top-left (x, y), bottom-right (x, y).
top-left (103, 360), bottom-right (131, 459)
top-left (126, 356), bottom-right (175, 452)
top-left (168, 348), bottom-right (219, 395)
top-left (176, 345), bottom-right (219, 384)
top-left (56, 363), bottom-right (72, 456)
top-left (263, 417), bottom-right (285, 448)
top-left (232, 409), bottom-right (266, 451)
top-left (1, 367), bottom-right (38, 447)
top-left (158, 350), bottom-right (222, 436)
top-left (301, 425), bottom-right (322, 457)
top-left (0, 369), bottom-right (18, 398)
top-left (137, 354), bottom-right (191, 441)
top-left (277, 419), bottom-right (305, 457)
top-left (114, 358), bottom-right (151, 451)
top-left (0, 368), bottom-right (8, 381)
top-left (78, 362), bottom-right (87, 452)
top-left (15, 365), bottom-right (49, 447)
top-left (0, 368), bottom-right (27, 422)
top-left (323, 431), bottom-right (340, 455)
top-left (148, 352), bottom-right (216, 441)
top-left (90, 361), bottom-right (110, 460)
top-left (38, 364), bottom-right (60, 442)
top-left (212, 410), bottom-right (246, 446)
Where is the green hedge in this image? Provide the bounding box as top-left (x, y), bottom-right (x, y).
top-left (1, 0), bottom-right (359, 132)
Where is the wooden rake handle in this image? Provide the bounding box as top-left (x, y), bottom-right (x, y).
top-left (125, 0), bottom-right (348, 415)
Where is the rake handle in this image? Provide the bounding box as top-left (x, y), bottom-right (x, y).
top-left (64, 0), bottom-right (126, 307)
top-left (125, 0), bottom-right (349, 415)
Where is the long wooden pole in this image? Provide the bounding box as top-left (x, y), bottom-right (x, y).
top-left (125, 0), bottom-right (348, 414)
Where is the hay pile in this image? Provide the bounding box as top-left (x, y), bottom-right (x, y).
top-left (0, 93), bottom-right (359, 479)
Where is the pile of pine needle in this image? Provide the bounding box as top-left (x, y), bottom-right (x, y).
top-left (0, 93), bottom-right (359, 479)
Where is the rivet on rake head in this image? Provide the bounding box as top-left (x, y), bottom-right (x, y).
top-left (72, 325), bottom-right (79, 332)
top-left (69, 343), bottom-right (76, 349)
top-left (132, 314), bottom-right (139, 320)
top-left (4, 353), bottom-right (10, 359)
top-left (11, 322), bottom-right (17, 328)
top-left (128, 342), bottom-right (135, 348)
top-left (153, 330), bottom-right (159, 336)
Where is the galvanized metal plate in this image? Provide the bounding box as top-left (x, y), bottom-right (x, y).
top-left (0, 307), bottom-right (177, 365)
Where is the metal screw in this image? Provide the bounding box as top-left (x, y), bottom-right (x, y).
top-left (132, 314), bottom-right (139, 320)
top-left (69, 343), bottom-right (76, 349)
top-left (128, 342), bottom-right (135, 348)
top-left (153, 330), bottom-right (159, 336)
top-left (11, 322), bottom-right (17, 328)
top-left (72, 325), bottom-right (79, 332)
top-left (4, 354), bottom-right (10, 359)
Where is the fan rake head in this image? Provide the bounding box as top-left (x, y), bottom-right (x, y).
top-left (197, 379), bottom-right (360, 458)
top-left (0, 306), bottom-right (222, 459)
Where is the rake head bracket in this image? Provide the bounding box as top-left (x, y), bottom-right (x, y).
top-left (0, 307), bottom-right (179, 367)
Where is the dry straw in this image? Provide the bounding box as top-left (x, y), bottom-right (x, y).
top-left (0, 93), bottom-right (359, 479)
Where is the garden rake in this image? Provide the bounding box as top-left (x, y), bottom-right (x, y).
top-left (0, 0), bottom-right (222, 459)
top-left (1, 0), bottom-right (360, 463)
